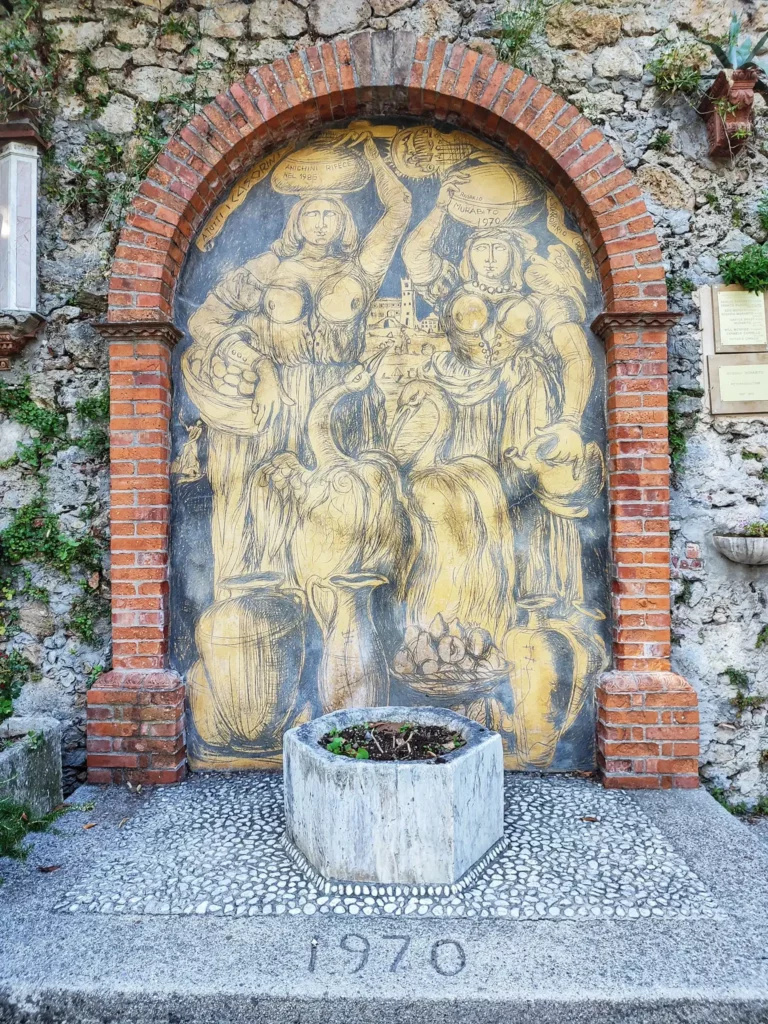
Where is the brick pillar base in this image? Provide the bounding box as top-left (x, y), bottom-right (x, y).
top-left (86, 670), bottom-right (186, 785)
top-left (597, 671), bottom-right (699, 789)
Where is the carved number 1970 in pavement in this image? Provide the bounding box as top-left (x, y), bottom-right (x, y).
top-left (308, 935), bottom-right (467, 976)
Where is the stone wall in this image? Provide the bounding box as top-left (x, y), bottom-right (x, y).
top-left (1, 0), bottom-right (766, 800)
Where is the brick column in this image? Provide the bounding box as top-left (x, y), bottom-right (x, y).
top-left (596, 672), bottom-right (699, 789)
top-left (591, 311), bottom-right (699, 789)
top-left (86, 322), bottom-right (186, 785)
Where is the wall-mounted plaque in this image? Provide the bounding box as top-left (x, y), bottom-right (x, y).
top-left (708, 353), bottom-right (768, 414)
top-left (712, 284), bottom-right (768, 353)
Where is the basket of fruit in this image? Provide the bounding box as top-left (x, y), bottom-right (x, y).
top-left (390, 614), bottom-right (509, 701)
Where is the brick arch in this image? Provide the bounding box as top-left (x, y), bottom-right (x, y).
top-left (92, 32), bottom-right (700, 792)
top-left (107, 32), bottom-right (667, 323)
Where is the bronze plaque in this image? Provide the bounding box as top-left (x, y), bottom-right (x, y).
top-left (708, 352), bottom-right (768, 414)
top-left (170, 121), bottom-right (611, 771)
top-left (712, 283), bottom-right (768, 354)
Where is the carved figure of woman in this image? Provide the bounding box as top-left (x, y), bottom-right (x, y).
top-left (182, 133), bottom-right (412, 594)
top-left (401, 175), bottom-right (602, 603)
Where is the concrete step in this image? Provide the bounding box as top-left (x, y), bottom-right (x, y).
top-left (1, 779), bottom-right (767, 1024)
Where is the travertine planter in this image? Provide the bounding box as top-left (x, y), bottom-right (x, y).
top-left (0, 715), bottom-right (62, 816)
top-left (283, 706), bottom-right (504, 889)
top-left (713, 534), bottom-right (768, 566)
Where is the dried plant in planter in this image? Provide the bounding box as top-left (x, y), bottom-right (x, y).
top-left (713, 520), bottom-right (768, 566)
top-left (320, 720), bottom-right (466, 762)
top-left (696, 14), bottom-right (768, 158)
top-left (647, 16), bottom-right (768, 159)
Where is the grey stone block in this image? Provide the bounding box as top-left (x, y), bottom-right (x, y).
top-left (283, 706), bottom-right (504, 886)
top-left (0, 715), bottom-right (62, 816)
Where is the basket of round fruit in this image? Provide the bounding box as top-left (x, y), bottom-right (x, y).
top-left (390, 614), bottom-right (508, 700)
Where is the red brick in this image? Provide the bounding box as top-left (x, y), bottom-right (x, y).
top-left (96, 31), bottom-right (689, 787)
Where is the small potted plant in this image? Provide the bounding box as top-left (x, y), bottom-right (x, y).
top-left (696, 13), bottom-right (768, 158)
top-left (713, 520), bottom-right (768, 565)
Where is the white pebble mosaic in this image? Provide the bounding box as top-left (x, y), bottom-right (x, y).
top-left (54, 772), bottom-right (720, 919)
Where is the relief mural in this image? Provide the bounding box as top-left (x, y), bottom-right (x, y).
top-left (170, 120), bottom-right (611, 771)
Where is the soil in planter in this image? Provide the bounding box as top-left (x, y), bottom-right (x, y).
top-left (319, 721), bottom-right (466, 762)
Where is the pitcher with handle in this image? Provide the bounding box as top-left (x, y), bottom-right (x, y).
top-left (307, 572), bottom-right (390, 712)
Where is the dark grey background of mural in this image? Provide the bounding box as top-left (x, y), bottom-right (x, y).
top-left (169, 118), bottom-right (610, 770)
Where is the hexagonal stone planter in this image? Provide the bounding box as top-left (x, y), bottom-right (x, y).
top-left (283, 706), bottom-right (504, 891)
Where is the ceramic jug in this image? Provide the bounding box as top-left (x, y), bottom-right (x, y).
top-left (194, 572), bottom-right (305, 748)
top-left (505, 434), bottom-right (605, 518)
top-left (556, 602), bottom-right (609, 736)
top-left (187, 657), bottom-right (229, 748)
top-left (307, 572), bottom-right (390, 712)
top-left (502, 596), bottom-right (575, 769)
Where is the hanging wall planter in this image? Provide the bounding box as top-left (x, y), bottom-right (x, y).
top-left (698, 68), bottom-right (759, 158)
top-left (713, 532), bottom-right (768, 566)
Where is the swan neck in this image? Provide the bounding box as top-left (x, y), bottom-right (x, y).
top-left (307, 382), bottom-right (354, 468)
top-left (413, 394), bottom-right (452, 471)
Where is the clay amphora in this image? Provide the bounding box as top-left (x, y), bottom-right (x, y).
top-left (502, 596), bottom-right (575, 769)
top-left (194, 572), bottom-right (305, 747)
top-left (307, 572), bottom-right (390, 712)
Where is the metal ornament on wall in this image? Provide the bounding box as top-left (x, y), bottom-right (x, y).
top-left (170, 119), bottom-right (611, 772)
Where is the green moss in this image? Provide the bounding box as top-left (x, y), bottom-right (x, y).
top-left (668, 387), bottom-right (703, 475)
top-left (0, 377), bottom-right (66, 469)
top-left (0, 651), bottom-right (32, 723)
top-left (67, 583), bottom-right (108, 646)
top-left (0, 799), bottom-right (65, 860)
top-left (666, 274), bottom-right (695, 296)
top-left (0, 0), bottom-right (60, 129)
top-left (675, 577), bottom-right (693, 606)
top-left (724, 666), bottom-right (768, 712)
top-left (756, 624), bottom-right (768, 649)
top-left (74, 391), bottom-right (110, 461)
top-left (60, 105), bottom-right (167, 223)
top-left (0, 500), bottom-right (101, 576)
top-left (495, 0), bottom-right (562, 72)
top-left (64, 129), bottom-right (124, 214)
top-left (647, 43), bottom-right (709, 94)
top-left (710, 787), bottom-right (768, 817)
top-left (71, 52), bottom-right (109, 117)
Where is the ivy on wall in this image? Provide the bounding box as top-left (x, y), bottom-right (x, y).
top-left (0, 379), bottom-right (111, 718)
top-left (0, 0), bottom-right (59, 130)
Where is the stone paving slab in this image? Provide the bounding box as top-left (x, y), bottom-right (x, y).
top-left (1, 776), bottom-right (768, 1024)
top-left (50, 772), bottom-right (719, 920)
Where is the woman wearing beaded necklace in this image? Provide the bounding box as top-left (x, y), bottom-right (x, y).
top-left (401, 176), bottom-right (600, 603)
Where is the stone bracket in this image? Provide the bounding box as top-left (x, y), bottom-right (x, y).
top-left (0, 310), bottom-right (45, 371)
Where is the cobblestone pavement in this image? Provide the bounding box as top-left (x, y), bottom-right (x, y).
top-left (53, 773), bottom-right (720, 920)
